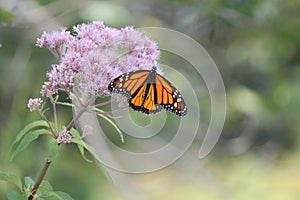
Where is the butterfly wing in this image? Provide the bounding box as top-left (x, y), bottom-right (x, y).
top-left (108, 70), bottom-right (150, 99)
top-left (129, 83), bottom-right (163, 115)
top-left (154, 74), bottom-right (187, 116)
top-left (108, 67), bottom-right (187, 116)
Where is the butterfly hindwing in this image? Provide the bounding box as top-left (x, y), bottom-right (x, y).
top-left (127, 83), bottom-right (160, 114)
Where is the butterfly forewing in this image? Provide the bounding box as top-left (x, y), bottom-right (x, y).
top-left (108, 70), bottom-right (150, 98)
top-left (155, 74), bottom-right (187, 116)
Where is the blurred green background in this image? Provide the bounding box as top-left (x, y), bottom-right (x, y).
top-left (1, 0), bottom-right (300, 199)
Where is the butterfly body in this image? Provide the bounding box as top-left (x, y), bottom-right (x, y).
top-left (108, 66), bottom-right (187, 116)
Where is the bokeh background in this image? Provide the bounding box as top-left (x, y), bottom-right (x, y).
top-left (1, 0), bottom-right (300, 199)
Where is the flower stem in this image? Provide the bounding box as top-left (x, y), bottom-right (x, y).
top-left (28, 160), bottom-right (52, 200)
top-left (52, 99), bottom-right (59, 134)
top-left (38, 109), bottom-right (56, 138)
top-left (66, 97), bottom-right (95, 131)
top-left (94, 99), bottom-right (112, 107)
top-left (28, 97), bottom-right (95, 199)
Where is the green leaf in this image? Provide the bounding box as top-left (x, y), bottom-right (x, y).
top-left (71, 132), bottom-right (114, 183)
top-left (55, 191), bottom-right (74, 200)
top-left (69, 129), bottom-right (92, 163)
top-left (77, 142), bottom-right (93, 163)
top-left (9, 120), bottom-right (49, 153)
top-left (53, 94), bottom-right (59, 102)
top-left (94, 109), bottom-right (124, 143)
top-left (71, 139), bottom-right (104, 165)
top-left (69, 128), bottom-right (81, 139)
top-left (48, 137), bottom-right (58, 161)
top-left (54, 101), bottom-right (74, 107)
top-left (97, 113), bottom-right (122, 134)
top-left (10, 129), bottom-right (51, 161)
top-left (13, 120), bottom-right (49, 144)
top-left (42, 191), bottom-right (74, 200)
top-left (0, 173), bottom-right (22, 190)
top-left (24, 176), bottom-right (34, 188)
top-left (37, 180), bottom-right (53, 196)
top-left (7, 190), bottom-right (27, 200)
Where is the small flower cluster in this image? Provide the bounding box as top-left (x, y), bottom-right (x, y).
top-left (56, 129), bottom-right (72, 143)
top-left (36, 21), bottom-right (161, 97)
top-left (27, 98), bottom-right (43, 112)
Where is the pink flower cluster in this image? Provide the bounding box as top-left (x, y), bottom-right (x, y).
top-left (27, 98), bottom-right (43, 112)
top-left (56, 129), bottom-right (72, 143)
top-left (36, 21), bottom-right (161, 97)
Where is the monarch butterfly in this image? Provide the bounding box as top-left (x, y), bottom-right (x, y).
top-left (108, 66), bottom-right (187, 116)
